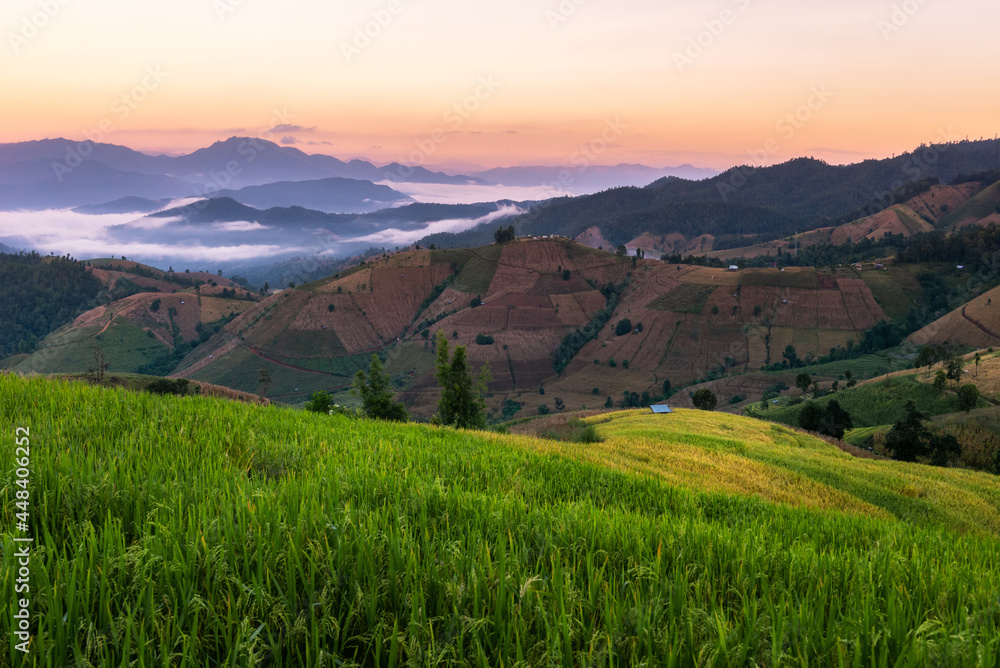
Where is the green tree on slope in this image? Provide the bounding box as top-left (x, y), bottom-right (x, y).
top-left (353, 355), bottom-right (408, 422)
top-left (435, 332), bottom-right (492, 429)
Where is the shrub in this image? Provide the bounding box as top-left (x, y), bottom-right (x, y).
top-left (146, 378), bottom-right (191, 396)
top-left (615, 319), bottom-right (633, 336)
top-left (799, 402), bottom-right (823, 431)
top-left (475, 333), bottom-right (495, 346)
top-left (304, 391), bottom-right (333, 414)
top-left (692, 389), bottom-right (717, 411)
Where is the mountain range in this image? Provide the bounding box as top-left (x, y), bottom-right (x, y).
top-left (0, 137), bottom-right (718, 212)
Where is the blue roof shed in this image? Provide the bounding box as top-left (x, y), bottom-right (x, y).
top-left (650, 405), bottom-right (673, 414)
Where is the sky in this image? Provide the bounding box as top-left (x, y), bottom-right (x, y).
top-left (2, 0), bottom-right (999, 170)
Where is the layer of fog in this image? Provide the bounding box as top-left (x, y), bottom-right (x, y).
top-left (0, 201), bottom-right (525, 269)
top-left (350, 204), bottom-right (524, 247)
top-left (378, 181), bottom-right (571, 204)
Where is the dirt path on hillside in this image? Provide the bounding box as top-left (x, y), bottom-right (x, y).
top-left (961, 306), bottom-right (1000, 342)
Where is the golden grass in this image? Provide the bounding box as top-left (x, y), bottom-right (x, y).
top-left (508, 409), bottom-right (1000, 535)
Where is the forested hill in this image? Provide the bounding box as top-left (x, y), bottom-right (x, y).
top-left (422, 138), bottom-right (1000, 249)
top-left (646, 139), bottom-right (1000, 221)
top-left (0, 253), bottom-right (105, 359)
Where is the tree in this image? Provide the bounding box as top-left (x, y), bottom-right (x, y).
top-left (975, 352), bottom-right (981, 377)
top-left (353, 355), bottom-right (408, 422)
top-left (538, 404), bottom-right (550, 415)
top-left (884, 400), bottom-right (959, 465)
top-left (554, 397), bottom-right (565, 411)
top-left (562, 269), bottom-right (571, 281)
top-left (798, 402), bottom-right (823, 431)
top-left (844, 369), bottom-right (856, 388)
top-left (946, 356), bottom-right (964, 387)
top-left (820, 401), bottom-right (853, 439)
top-left (434, 332), bottom-right (491, 429)
top-left (605, 396), bottom-right (614, 409)
top-left (782, 345), bottom-right (799, 369)
top-left (328, 304), bottom-right (335, 312)
top-left (616, 245), bottom-right (627, 256)
top-left (304, 391), bottom-right (333, 414)
top-left (87, 343), bottom-right (110, 384)
top-left (933, 370), bottom-right (948, 393)
top-left (615, 319), bottom-right (633, 336)
top-left (692, 389), bottom-right (717, 411)
top-left (150, 298), bottom-right (161, 313)
top-left (256, 368), bottom-right (271, 398)
top-left (494, 225), bottom-right (516, 244)
top-left (662, 379), bottom-right (672, 396)
top-left (958, 384), bottom-right (981, 413)
top-left (795, 373), bottom-right (813, 395)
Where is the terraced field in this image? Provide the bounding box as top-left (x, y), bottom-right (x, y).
top-left (2, 374), bottom-right (999, 666)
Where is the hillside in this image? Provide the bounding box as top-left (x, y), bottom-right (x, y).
top-left (2, 374), bottom-right (999, 664)
top-left (168, 239), bottom-right (888, 412)
top-left (420, 140), bottom-right (1000, 251)
top-left (910, 282), bottom-right (1000, 348)
top-left (10, 262), bottom-right (260, 376)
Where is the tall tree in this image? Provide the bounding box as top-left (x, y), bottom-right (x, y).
top-left (256, 369), bottom-right (271, 398)
top-left (434, 332), bottom-right (492, 429)
top-left (353, 355), bottom-right (408, 422)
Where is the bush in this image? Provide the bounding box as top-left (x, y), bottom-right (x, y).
top-left (475, 333), bottom-right (495, 345)
top-left (538, 404), bottom-right (550, 416)
top-left (146, 378), bottom-right (191, 396)
top-left (799, 402), bottom-right (823, 431)
top-left (692, 389), bottom-right (717, 411)
top-left (615, 319), bottom-right (633, 336)
top-left (304, 391), bottom-right (333, 414)
top-left (958, 384), bottom-right (981, 413)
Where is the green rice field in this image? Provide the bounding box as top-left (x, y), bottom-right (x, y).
top-left (1, 374), bottom-right (999, 666)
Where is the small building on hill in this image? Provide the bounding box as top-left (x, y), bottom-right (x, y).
top-left (728, 265), bottom-right (739, 272)
top-left (650, 405), bottom-right (673, 414)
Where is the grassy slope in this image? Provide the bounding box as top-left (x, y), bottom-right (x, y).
top-left (755, 374), bottom-right (990, 427)
top-left (938, 179), bottom-right (1000, 229)
top-left (2, 375), bottom-right (1000, 666)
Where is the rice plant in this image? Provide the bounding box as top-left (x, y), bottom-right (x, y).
top-left (1, 375), bottom-right (999, 666)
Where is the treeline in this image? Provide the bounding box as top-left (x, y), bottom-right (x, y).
top-left (0, 252), bottom-right (104, 358)
top-left (418, 140), bottom-right (1000, 253)
top-left (552, 279), bottom-right (631, 374)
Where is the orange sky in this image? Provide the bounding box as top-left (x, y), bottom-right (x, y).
top-left (2, 0), bottom-right (998, 170)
